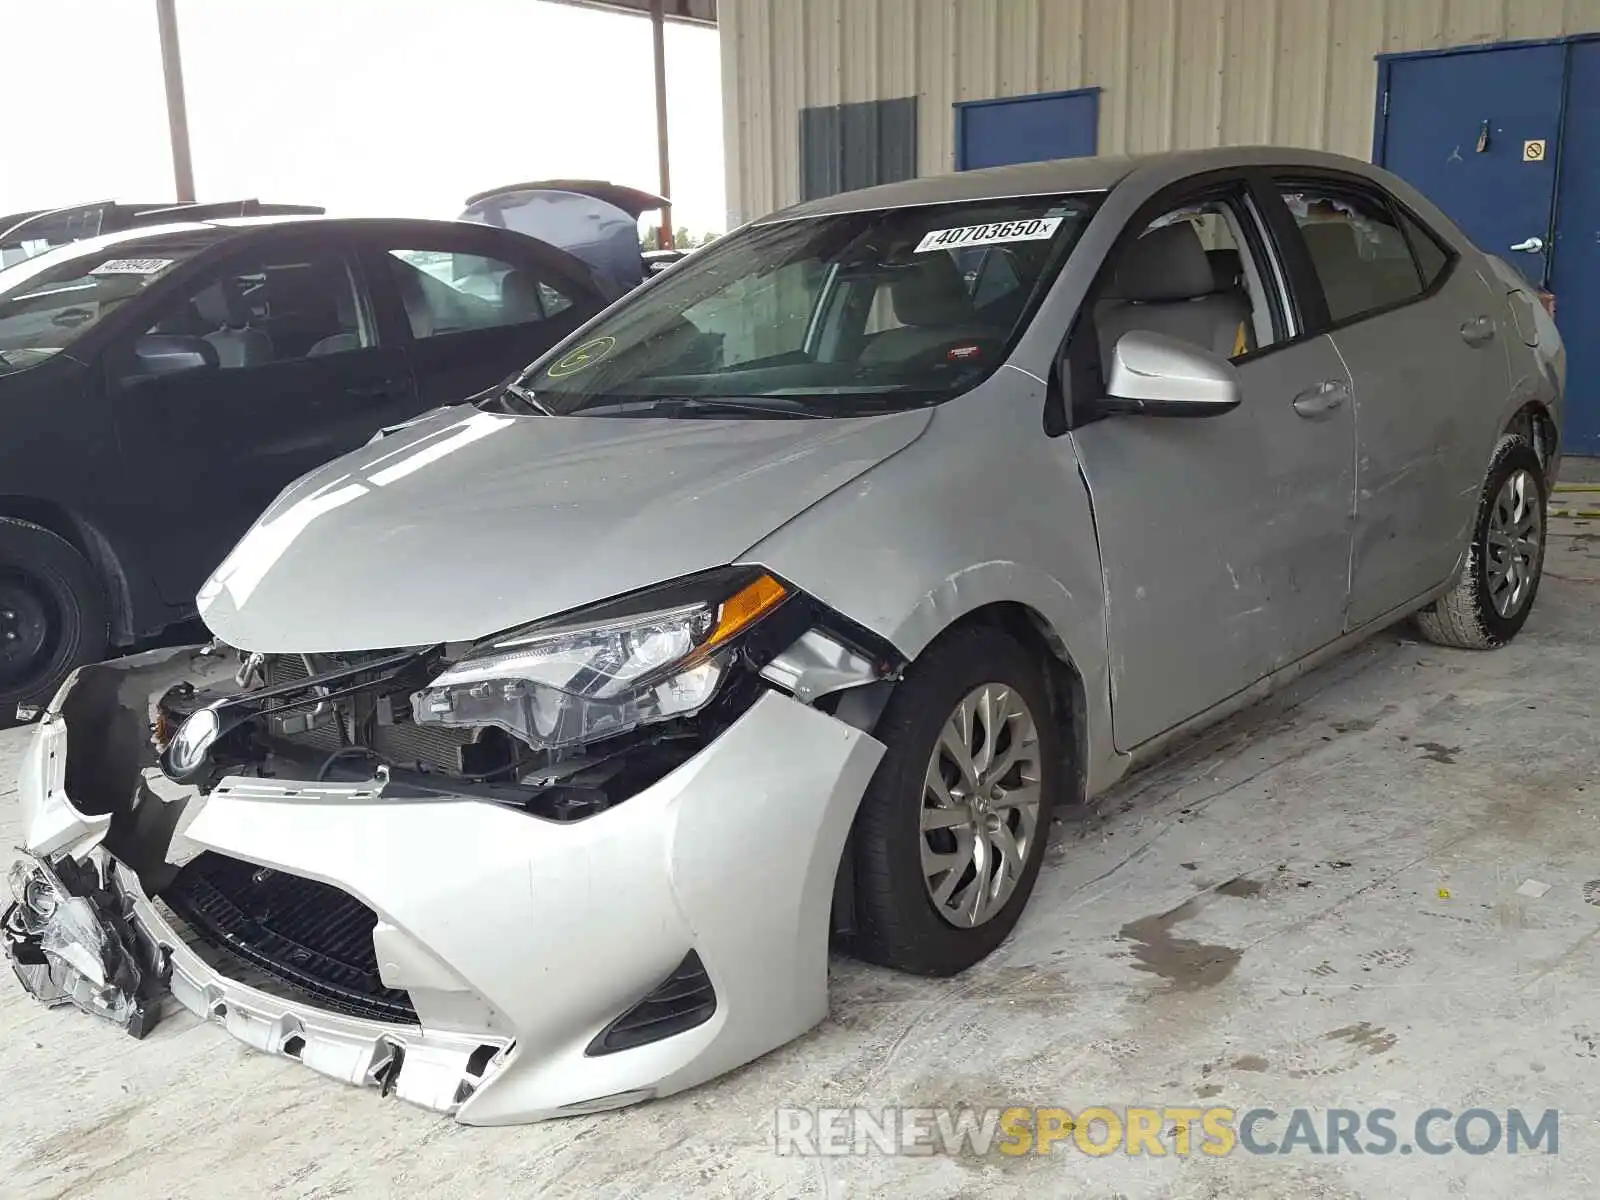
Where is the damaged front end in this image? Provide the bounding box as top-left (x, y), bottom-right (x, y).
top-left (5, 853), bottom-right (166, 1037)
top-left (5, 571), bottom-right (902, 1121)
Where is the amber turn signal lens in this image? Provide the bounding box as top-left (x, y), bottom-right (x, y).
top-left (704, 574), bottom-right (788, 651)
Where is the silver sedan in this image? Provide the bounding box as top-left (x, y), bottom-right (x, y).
top-left (6, 147), bottom-right (1563, 1123)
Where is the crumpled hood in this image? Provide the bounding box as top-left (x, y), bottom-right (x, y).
top-left (198, 406), bottom-right (929, 652)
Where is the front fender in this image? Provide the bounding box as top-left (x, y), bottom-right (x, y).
top-left (749, 376), bottom-right (1123, 794)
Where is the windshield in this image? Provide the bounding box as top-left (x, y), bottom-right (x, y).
top-left (0, 232), bottom-right (215, 372)
top-left (511, 194), bottom-right (1101, 417)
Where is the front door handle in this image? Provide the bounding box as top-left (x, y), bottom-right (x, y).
top-left (1291, 379), bottom-right (1348, 419)
top-left (1510, 237), bottom-right (1545, 254)
top-left (1460, 315), bottom-right (1496, 347)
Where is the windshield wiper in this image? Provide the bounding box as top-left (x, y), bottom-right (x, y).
top-left (576, 395), bottom-right (821, 419)
top-left (501, 380), bottom-right (551, 415)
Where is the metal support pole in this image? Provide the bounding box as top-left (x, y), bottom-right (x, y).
top-left (155, 0), bottom-right (196, 202)
top-left (651, 0), bottom-right (674, 249)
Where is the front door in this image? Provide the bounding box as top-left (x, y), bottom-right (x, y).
top-left (1070, 185), bottom-right (1356, 751)
top-left (1378, 39), bottom-right (1600, 454)
top-left (107, 236), bottom-right (416, 605)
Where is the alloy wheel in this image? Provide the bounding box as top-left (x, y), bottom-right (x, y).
top-left (920, 683), bottom-right (1043, 928)
top-left (1485, 467), bottom-right (1543, 618)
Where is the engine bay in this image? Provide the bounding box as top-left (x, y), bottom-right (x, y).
top-left (151, 643), bottom-right (756, 822)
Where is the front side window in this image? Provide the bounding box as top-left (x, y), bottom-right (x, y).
top-left (143, 251), bottom-right (371, 368)
top-left (511, 195), bottom-right (1101, 417)
top-left (387, 249), bottom-right (571, 339)
top-left (0, 233), bottom-right (217, 373)
top-left (1280, 185), bottom-right (1424, 324)
top-left (1093, 194), bottom-right (1281, 372)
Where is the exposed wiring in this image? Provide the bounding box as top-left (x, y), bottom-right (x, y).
top-left (315, 745), bottom-right (393, 782)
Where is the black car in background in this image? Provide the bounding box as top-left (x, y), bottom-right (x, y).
top-left (0, 214), bottom-right (606, 715)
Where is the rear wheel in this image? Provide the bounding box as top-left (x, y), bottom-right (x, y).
top-left (847, 626), bottom-right (1062, 976)
top-left (0, 518), bottom-right (109, 724)
top-left (1414, 435), bottom-right (1547, 649)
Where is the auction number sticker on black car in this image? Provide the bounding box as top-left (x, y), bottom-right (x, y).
top-left (914, 217), bottom-right (1062, 254)
top-left (91, 258), bottom-right (174, 275)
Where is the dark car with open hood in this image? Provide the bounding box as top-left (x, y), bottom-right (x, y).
top-left (0, 213), bottom-right (606, 718)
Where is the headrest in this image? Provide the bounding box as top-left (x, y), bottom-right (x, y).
top-left (193, 279), bottom-right (250, 328)
top-left (1109, 222), bottom-right (1215, 303)
top-left (889, 253), bottom-right (973, 327)
top-left (1301, 220), bottom-right (1360, 264)
top-left (1206, 248), bottom-right (1243, 292)
top-left (500, 268), bottom-right (544, 319)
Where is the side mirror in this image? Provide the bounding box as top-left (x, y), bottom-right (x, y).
top-left (1101, 330), bottom-right (1241, 418)
top-left (121, 334), bottom-right (217, 386)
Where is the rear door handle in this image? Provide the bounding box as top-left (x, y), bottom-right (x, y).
top-left (1460, 315), bottom-right (1496, 347)
top-left (1291, 379), bottom-right (1348, 418)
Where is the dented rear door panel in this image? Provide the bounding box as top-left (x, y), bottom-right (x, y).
top-left (1334, 264), bottom-right (1510, 625)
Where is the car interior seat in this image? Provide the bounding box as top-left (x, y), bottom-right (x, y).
top-left (193, 279), bottom-right (273, 368)
top-left (1094, 222), bottom-right (1254, 369)
top-left (1300, 220), bottom-right (1417, 320)
top-left (498, 269), bottom-right (546, 323)
top-left (391, 263), bottom-right (437, 339)
top-left (859, 253), bottom-right (977, 364)
top-left (307, 283), bottom-right (365, 357)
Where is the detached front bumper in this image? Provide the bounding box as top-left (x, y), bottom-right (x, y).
top-left (6, 651), bottom-right (884, 1125)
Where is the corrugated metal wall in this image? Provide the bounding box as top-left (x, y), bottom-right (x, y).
top-left (719, 0), bottom-right (1600, 222)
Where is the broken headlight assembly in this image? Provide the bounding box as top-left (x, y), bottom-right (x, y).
top-left (412, 569), bottom-right (793, 751)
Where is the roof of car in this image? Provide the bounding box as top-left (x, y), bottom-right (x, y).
top-left (763, 146), bottom-right (1390, 221)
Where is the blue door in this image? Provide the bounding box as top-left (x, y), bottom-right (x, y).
top-left (955, 89), bottom-right (1098, 171)
top-left (1378, 40), bottom-right (1600, 456)
top-left (1379, 44), bottom-right (1564, 284)
top-left (1551, 42), bottom-right (1600, 455)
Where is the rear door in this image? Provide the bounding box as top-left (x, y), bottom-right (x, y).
top-left (1267, 176), bottom-right (1506, 626)
top-left (1069, 176), bottom-right (1356, 750)
top-left (364, 224), bottom-right (599, 409)
top-left (107, 230), bottom-right (416, 604)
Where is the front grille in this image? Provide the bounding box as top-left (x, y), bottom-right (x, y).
top-left (586, 951), bottom-right (717, 1055)
top-left (163, 851), bottom-right (416, 1023)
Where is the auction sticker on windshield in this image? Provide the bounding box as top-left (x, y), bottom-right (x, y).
top-left (547, 335), bottom-right (617, 378)
top-left (915, 218), bottom-right (1062, 254)
top-left (91, 258), bottom-right (174, 275)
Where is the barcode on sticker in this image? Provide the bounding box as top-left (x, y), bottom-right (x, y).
top-left (92, 258), bottom-right (173, 275)
top-left (914, 217), bottom-right (1062, 254)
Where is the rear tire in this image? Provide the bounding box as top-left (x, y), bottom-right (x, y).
top-left (847, 626), bottom-right (1062, 976)
top-left (0, 518), bottom-right (109, 725)
top-left (1414, 435), bottom-right (1546, 650)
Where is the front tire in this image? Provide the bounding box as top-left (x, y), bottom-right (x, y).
top-left (847, 626), bottom-right (1062, 976)
top-left (1414, 434), bottom-right (1547, 649)
top-left (0, 518), bottom-right (110, 725)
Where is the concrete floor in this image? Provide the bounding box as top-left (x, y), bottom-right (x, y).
top-left (2, 522), bottom-right (1597, 1200)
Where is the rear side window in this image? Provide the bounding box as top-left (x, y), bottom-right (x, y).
top-left (1399, 210), bottom-right (1451, 288)
top-left (1279, 186), bottom-right (1424, 324)
top-left (386, 249), bottom-right (573, 339)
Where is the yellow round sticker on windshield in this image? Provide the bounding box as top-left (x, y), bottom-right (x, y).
top-left (547, 336), bottom-right (617, 378)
